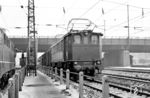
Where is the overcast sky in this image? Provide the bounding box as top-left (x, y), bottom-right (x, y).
top-left (0, 0), bottom-right (150, 38)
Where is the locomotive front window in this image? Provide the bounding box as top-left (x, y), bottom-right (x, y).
top-left (74, 35), bottom-right (81, 44)
top-left (83, 36), bottom-right (88, 44)
top-left (91, 35), bottom-right (98, 44)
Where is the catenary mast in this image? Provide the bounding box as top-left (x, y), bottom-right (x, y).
top-left (27, 0), bottom-right (37, 76)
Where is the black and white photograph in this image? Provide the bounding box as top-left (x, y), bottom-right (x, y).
top-left (0, 0), bottom-right (150, 98)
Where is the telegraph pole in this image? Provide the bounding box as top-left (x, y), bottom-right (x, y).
top-left (104, 20), bottom-right (106, 36)
top-left (27, 0), bottom-right (37, 76)
top-left (127, 4), bottom-right (130, 50)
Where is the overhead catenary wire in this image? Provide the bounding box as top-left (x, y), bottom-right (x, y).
top-left (3, 0), bottom-right (150, 10)
top-left (95, 4), bottom-right (124, 20)
top-left (94, 0), bottom-right (129, 28)
top-left (100, 0), bottom-right (150, 10)
top-left (128, 9), bottom-right (150, 25)
top-left (99, 0), bottom-right (150, 32)
top-left (79, 0), bottom-right (101, 18)
top-left (3, 0), bottom-right (150, 36)
top-left (76, 0), bottom-right (150, 34)
top-left (106, 10), bottom-right (150, 32)
top-left (100, 10), bottom-right (150, 37)
top-left (4, 0), bottom-right (150, 20)
top-left (78, 0), bottom-right (150, 20)
top-left (89, 0), bottom-right (150, 34)
top-left (61, 0), bottom-right (79, 24)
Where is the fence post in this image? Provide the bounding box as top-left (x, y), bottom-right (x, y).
top-left (22, 68), bottom-right (24, 83)
top-left (41, 66), bottom-right (42, 72)
top-left (25, 66), bottom-right (27, 76)
top-left (44, 66), bottom-right (45, 73)
top-left (60, 68), bottom-right (63, 84)
top-left (46, 67), bottom-right (47, 75)
top-left (55, 67), bottom-right (58, 80)
top-left (46, 67), bottom-right (49, 75)
top-left (66, 69), bottom-right (70, 89)
top-left (20, 70), bottom-right (23, 87)
top-left (79, 71), bottom-right (84, 98)
top-left (23, 67), bottom-right (26, 82)
top-left (102, 75), bottom-right (109, 98)
top-left (19, 71), bottom-right (22, 91)
top-left (15, 73), bottom-right (19, 98)
top-left (0, 94), bottom-right (1, 98)
top-left (50, 67), bottom-right (51, 77)
top-left (42, 66), bottom-right (43, 73)
top-left (45, 67), bottom-right (46, 74)
top-left (51, 67), bottom-right (53, 78)
top-left (22, 69), bottom-right (24, 86)
top-left (48, 67), bottom-right (50, 76)
top-left (47, 68), bottom-right (48, 75)
top-left (8, 78), bottom-right (15, 98)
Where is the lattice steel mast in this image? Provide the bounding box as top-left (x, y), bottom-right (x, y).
top-left (27, 0), bottom-right (37, 76)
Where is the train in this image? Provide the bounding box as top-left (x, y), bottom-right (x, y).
top-left (38, 18), bottom-right (103, 79)
top-left (0, 28), bottom-right (16, 90)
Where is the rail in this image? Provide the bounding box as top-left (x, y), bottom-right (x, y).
top-left (40, 66), bottom-right (150, 98)
top-left (39, 66), bottom-right (121, 98)
top-left (0, 66), bottom-right (26, 98)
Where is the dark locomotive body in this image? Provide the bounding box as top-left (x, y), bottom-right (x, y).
top-left (39, 18), bottom-right (103, 79)
top-left (0, 29), bottom-right (16, 89)
top-left (40, 31), bottom-right (103, 77)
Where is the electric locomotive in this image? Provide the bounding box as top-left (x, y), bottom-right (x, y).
top-left (0, 28), bottom-right (16, 90)
top-left (39, 18), bottom-right (103, 79)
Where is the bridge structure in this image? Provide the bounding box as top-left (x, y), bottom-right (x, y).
top-left (10, 36), bottom-right (150, 67)
top-left (10, 36), bottom-right (150, 53)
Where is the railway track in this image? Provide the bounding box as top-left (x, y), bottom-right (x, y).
top-left (84, 78), bottom-right (150, 98)
top-left (42, 66), bottom-right (150, 98)
top-left (69, 73), bottom-right (150, 98)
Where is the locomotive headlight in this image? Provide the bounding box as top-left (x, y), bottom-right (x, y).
top-left (74, 64), bottom-right (81, 71)
top-left (84, 32), bottom-right (88, 36)
top-left (74, 62), bottom-right (77, 65)
top-left (96, 60), bottom-right (101, 65)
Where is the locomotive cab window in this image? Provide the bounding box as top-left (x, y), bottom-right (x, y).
top-left (74, 35), bottom-right (81, 44)
top-left (83, 36), bottom-right (88, 44)
top-left (91, 35), bottom-right (98, 44)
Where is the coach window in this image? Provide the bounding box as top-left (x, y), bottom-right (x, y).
top-left (74, 35), bottom-right (81, 44)
top-left (0, 32), bottom-right (2, 44)
top-left (91, 35), bottom-right (98, 44)
top-left (4, 34), bottom-right (7, 45)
